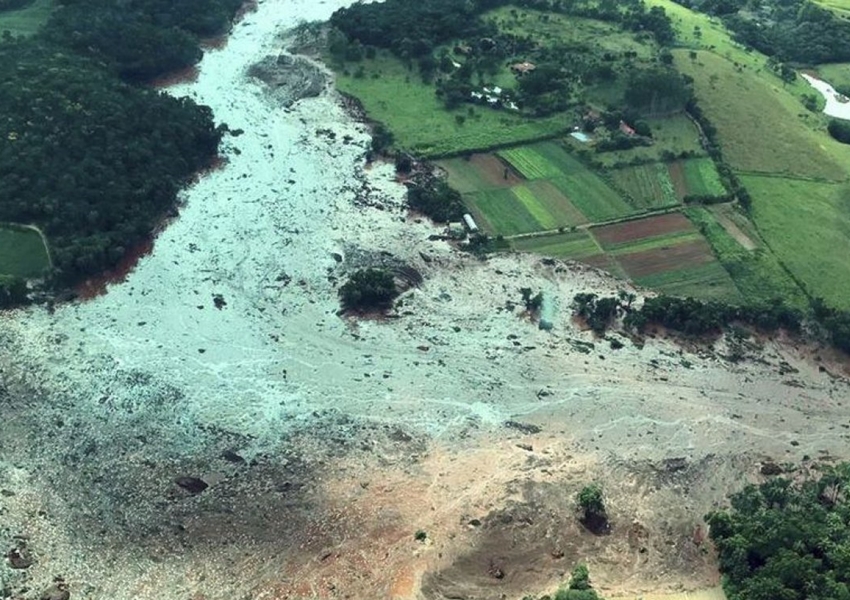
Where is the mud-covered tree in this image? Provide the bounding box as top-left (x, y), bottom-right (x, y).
top-left (577, 484), bottom-right (609, 533)
top-left (339, 268), bottom-right (398, 311)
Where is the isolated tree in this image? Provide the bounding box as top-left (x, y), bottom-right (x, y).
top-left (577, 484), bottom-right (609, 533)
top-left (339, 268), bottom-right (398, 311)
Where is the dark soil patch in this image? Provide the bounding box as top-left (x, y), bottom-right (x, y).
top-left (593, 213), bottom-right (693, 247)
top-left (616, 239), bottom-right (715, 278)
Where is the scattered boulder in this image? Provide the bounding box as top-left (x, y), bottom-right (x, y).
top-left (6, 546), bottom-right (33, 569)
top-left (174, 476), bottom-right (209, 495)
top-left (40, 583), bottom-right (70, 600)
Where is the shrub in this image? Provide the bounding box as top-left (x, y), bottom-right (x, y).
top-left (577, 484), bottom-right (609, 533)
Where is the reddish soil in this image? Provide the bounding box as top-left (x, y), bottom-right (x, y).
top-left (469, 153), bottom-right (524, 188)
top-left (150, 65), bottom-right (199, 88)
top-left (75, 237), bottom-right (156, 300)
top-left (75, 156), bottom-right (226, 300)
top-left (668, 161), bottom-right (688, 201)
top-left (593, 213), bottom-right (693, 247)
top-left (617, 239), bottom-right (715, 278)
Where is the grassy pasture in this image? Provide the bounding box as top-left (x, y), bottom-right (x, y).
top-left (499, 142), bottom-right (635, 222)
top-left (333, 53), bottom-right (569, 157)
top-left (511, 230), bottom-right (600, 259)
top-left (609, 163), bottom-right (678, 209)
top-left (668, 158), bottom-right (726, 199)
top-left (685, 205), bottom-right (808, 307)
top-left (0, 225), bottom-right (50, 277)
top-left (815, 63), bottom-right (850, 93)
top-left (674, 50), bottom-right (849, 180)
top-left (744, 175), bottom-right (850, 309)
top-left (635, 261), bottom-right (741, 301)
top-left (0, 0), bottom-right (52, 36)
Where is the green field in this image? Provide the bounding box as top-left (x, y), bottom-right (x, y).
top-left (743, 175), bottom-right (850, 308)
top-left (815, 63), bottom-right (850, 92)
top-left (685, 205), bottom-right (808, 307)
top-left (610, 163), bottom-right (678, 209)
top-left (499, 142), bottom-right (635, 222)
top-left (679, 158), bottom-right (727, 198)
top-left (0, 225), bottom-right (50, 278)
top-left (635, 261), bottom-right (741, 301)
top-left (0, 0), bottom-right (53, 36)
top-left (333, 53), bottom-right (569, 157)
top-left (511, 230), bottom-right (600, 259)
top-left (674, 50), bottom-right (849, 180)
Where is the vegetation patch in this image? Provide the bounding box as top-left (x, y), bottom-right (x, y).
top-left (609, 162), bottom-right (678, 209)
top-left (634, 261), bottom-right (740, 302)
top-left (591, 114), bottom-right (706, 168)
top-left (465, 188), bottom-right (542, 236)
top-left (339, 268), bottom-right (399, 312)
top-left (0, 225), bottom-right (49, 278)
top-left (685, 205), bottom-right (808, 307)
top-left (437, 154), bottom-right (522, 194)
top-left (707, 463), bottom-right (850, 600)
top-left (0, 0), bottom-right (52, 36)
top-left (676, 157), bottom-right (727, 199)
top-left (744, 175), bottom-right (850, 309)
top-left (674, 50), bottom-right (848, 180)
top-left (511, 230), bottom-right (599, 259)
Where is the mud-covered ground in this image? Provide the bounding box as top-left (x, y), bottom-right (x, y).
top-left (2, 0), bottom-right (850, 599)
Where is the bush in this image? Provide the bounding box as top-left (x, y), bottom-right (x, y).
top-left (568, 564), bottom-right (591, 591)
top-left (577, 484), bottom-right (609, 533)
top-left (339, 268), bottom-right (398, 310)
top-left (407, 177), bottom-right (465, 223)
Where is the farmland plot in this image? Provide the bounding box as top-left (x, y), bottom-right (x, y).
top-left (610, 163), bottom-right (678, 209)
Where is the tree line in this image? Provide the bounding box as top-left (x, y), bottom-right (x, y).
top-left (673, 0), bottom-right (850, 64)
top-left (0, 0), bottom-right (243, 290)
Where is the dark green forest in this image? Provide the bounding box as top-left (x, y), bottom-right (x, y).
top-left (0, 0), bottom-right (243, 289)
top-left (672, 0), bottom-right (850, 64)
top-left (707, 463), bottom-right (850, 600)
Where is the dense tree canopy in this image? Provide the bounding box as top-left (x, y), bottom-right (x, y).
top-left (706, 463), bottom-right (850, 600)
top-left (0, 0), bottom-right (243, 290)
top-left (674, 0), bottom-right (850, 63)
top-left (0, 41), bottom-right (223, 282)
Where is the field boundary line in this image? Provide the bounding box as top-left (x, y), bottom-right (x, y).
top-left (0, 221), bottom-right (54, 271)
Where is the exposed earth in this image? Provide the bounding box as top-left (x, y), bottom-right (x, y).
top-left (1, 1), bottom-right (850, 600)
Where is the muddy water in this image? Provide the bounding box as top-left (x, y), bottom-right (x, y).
top-left (802, 73), bottom-right (850, 120)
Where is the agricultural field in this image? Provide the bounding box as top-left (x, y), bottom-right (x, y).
top-left (510, 230), bottom-right (599, 260)
top-left (498, 142), bottom-right (636, 222)
top-left (685, 206), bottom-right (808, 307)
top-left (333, 53), bottom-right (568, 157)
top-left (674, 50), bottom-right (849, 180)
top-left (591, 114), bottom-right (706, 167)
top-left (592, 213), bottom-right (740, 299)
top-left (437, 154), bottom-right (523, 194)
top-left (743, 175), bottom-right (850, 309)
top-left (0, 0), bottom-right (52, 36)
top-left (0, 225), bottom-right (50, 278)
top-left (464, 180), bottom-right (588, 236)
top-left (609, 162), bottom-right (678, 209)
top-left (668, 158), bottom-right (727, 200)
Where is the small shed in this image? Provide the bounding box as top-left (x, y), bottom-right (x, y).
top-left (462, 213), bottom-right (479, 233)
top-left (619, 120), bottom-right (636, 136)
